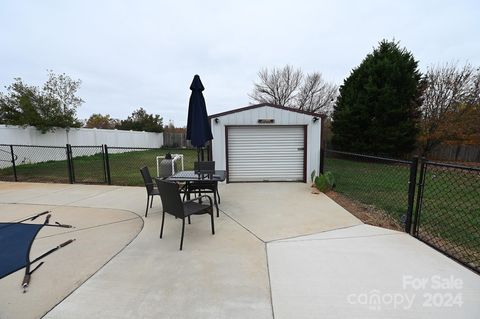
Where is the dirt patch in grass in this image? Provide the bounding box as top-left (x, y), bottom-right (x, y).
top-left (325, 190), bottom-right (404, 232)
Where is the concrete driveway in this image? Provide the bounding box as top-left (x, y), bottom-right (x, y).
top-left (0, 182), bottom-right (479, 319)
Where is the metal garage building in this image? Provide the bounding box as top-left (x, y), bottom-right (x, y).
top-left (208, 103), bottom-right (325, 183)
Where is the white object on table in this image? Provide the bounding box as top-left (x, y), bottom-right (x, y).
top-left (156, 154), bottom-right (184, 177)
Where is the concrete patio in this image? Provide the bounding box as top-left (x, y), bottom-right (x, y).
top-left (0, 182), bottom-right (479, 319)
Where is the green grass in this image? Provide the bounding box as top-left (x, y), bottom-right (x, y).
top-left (325, 157), bottom-right (480, 270)
top-left (108, 149), bottom-right (197, 186)
top-left (324, 158), bottom-right (411, 220)
top-left (0, 148), bottom-right (198, 186)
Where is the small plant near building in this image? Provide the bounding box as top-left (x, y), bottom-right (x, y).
top-left (310, 170), bottom-right (336, 193)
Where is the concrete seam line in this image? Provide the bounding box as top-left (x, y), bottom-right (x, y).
top-left (59, 186), bottom-right (122, 206)
top-left (2, 201), bottom-right (144, 218)
top-left (41, 207), bottom-right (145, 318)
top-left (4, 206), bottom-right (57, 223)
top-left (218, 208), bottom-right (266, 243)
top-left (268, 232), bottom-right (404, 245)
top-left (2, 185), bottom-right (121, 207)
top-left (264, 243), bottom-right (276, 319)
top-left (1, 184), bottom-right (78, 203)
top-left (265, 224), bottom-right (364, 244)
top-left (36, 216), bottom-right (142, 240)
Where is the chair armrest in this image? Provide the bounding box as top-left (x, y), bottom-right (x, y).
top-left (185, 195), bottom-right (213, 207)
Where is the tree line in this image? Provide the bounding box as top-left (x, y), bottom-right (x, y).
top-left (0, 72), bottom-right (163, 133)
top-left (249, 40), bottom-right (480, 157)
top-left (84, 108), bottom-right (163, 133)
top-left (2, 42), bottom-right (478, 156)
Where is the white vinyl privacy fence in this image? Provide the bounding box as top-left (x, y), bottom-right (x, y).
top-left (0, 125), bottom-right (163, 168)
top-left (0, 125), bottom-right (163, 147)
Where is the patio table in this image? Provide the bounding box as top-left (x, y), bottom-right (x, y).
top-left (165, 170), bottom-right (226, 183)
top-left (164, 170), bottom-right (226, 214)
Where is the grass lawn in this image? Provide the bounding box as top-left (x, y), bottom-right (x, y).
top-left (325, 157), bottom-right (480, 271)
top-left (108, 148), bottom-right (198, 185)
top-left (324, 157), bottom-right (411, 220)
top-left (0, 148), bottom-right (198, 186)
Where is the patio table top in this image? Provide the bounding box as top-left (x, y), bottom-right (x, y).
top-left (165, 170), bottom-right (226, 182)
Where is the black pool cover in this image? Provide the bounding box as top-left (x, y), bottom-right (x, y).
top-left (0, 211), bottom-right (74, 292)
top-left (0, 222), bottom-right (44, 280)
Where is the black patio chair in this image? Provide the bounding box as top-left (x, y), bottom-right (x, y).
top-left (140, 166), bottom-right (160, 218)
top-left (184, 161), bottom-right (220, 217)
top-left (155, 179), bottom-right (215, 250)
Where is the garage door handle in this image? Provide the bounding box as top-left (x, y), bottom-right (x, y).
top-left (297, 148), bottom-right (304, 151)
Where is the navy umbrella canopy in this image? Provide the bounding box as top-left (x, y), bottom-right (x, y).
top-left (186, 75), bottom-right (213, 161)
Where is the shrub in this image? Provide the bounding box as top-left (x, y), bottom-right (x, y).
top-left (314, 175), bottom-right (329, 192)
top-left (313, 171), bottom-right (336, 193)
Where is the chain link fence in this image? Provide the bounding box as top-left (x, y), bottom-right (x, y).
top-left (0, 145), bottom-right (15, 181)
top-left (71, 145), bottom-right (106, 184)
top-left (325, 149), bottom-right (480, 274)
top-left (413, 160), bottom-right (480, 273)
top-left (0, 145), bottom-right (70, 183)
top-left (0, 144), bottom-right (203, 186)
top-left (324, 150), bottom-right (413, 222)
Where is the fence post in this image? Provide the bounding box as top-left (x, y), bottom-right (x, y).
top-left (404, 156), bottom-right (418, 233)
top-left (9, 145), bottom-right (18, 182)
top-left (412, 157), bottom-right (427, 236)
top-left (319, 117), bottom-right (325, 174)
top-left (66, 144), bottom-right (75, 184)
top-left (101, 145), bottom-right (107, 184)
top-left (104, 144), bottom-right (112, 185)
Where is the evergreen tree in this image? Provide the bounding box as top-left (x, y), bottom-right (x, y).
top-left (332, 40), bottom-right (422, 156)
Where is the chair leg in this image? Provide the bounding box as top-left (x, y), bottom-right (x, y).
top-left (160, 211), bottom-right (166, 238)
top-left (145, 195), bottom-right (150, 217)
top-left (150, 195), bottom-right (154, 208)
top-left (210, 210), bottom-right (215, 235)
top-left (180, 218), bottom-right (186, 250)
top-left (213, 193), bottom-right (219, 217)
top-left (188, 216), bottom-right (191, 224)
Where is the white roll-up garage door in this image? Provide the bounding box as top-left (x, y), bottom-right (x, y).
top-left (227, 126), bottom-right (305, 182)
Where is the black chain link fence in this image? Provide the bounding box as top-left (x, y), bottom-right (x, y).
top-left (324, 150), bottom-right (413, 222)
top-left (325, 149), bottom-right (480, 274)
top-left (0, 144), bottom-right (203, 186)
top-left (0, 145), bottom-right (15, 182)
top-left (413, 160), bottom-right (480, 273)
top-left (71, 145), bottom-right (106, 184)
top-left (0, 145), bottom-right (70, 183)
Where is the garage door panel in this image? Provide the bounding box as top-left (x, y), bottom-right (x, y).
top-left (227, 126), bottom-right (304, 182)
top-left (229, 153), bottom-right (304, 158)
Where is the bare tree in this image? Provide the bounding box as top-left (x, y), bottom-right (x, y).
top-left (249, 65), bottom-right (338, 115)
top-left (296, 73), bottom-right (338, 115)
top-left (420, 62), bottom-right (480, 154)
top-left (249, 65), bottom-right (303, 106)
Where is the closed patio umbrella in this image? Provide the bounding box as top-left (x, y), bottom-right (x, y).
top-left (186, 75), bottom-right (213, 162)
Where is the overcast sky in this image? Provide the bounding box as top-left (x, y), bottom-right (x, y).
top-left (1, 0), bottom-right (479, 126)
